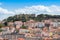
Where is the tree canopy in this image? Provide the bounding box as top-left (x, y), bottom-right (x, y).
top-left (3, 14), bottom-right (60, 22)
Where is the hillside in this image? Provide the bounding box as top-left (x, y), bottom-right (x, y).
top-left (3, 14), bottom-right (60, 22)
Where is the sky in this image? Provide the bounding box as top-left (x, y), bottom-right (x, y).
top-left (0, 0), bottom-right (60, 21)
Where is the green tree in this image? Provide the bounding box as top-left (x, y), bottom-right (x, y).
top-left (0, 24), bottom-right (4, 28)
top-left (21, 25), bottom-right (27, 29)
top-left (0, 29), bottom-right (3, 32)
top-left (21, 14), bottom-right (26, 22)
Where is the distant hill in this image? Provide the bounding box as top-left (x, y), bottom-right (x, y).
top-left (3, 14), bottom-right (60, 22)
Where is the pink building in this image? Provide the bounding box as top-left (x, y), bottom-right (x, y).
top-left (8, 22), bottom-right (14, 26)
top-left (14, 21), bottom-right (23, 28)
top-left (24, 20), bottom-right (36, 28)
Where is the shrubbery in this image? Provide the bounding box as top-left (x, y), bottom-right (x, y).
top-left (0, 23), bottom-right (4, 28)
top-left (21, 25), bottom-right (27, 29)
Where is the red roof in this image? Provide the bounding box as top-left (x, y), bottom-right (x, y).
top-left (18, 38), bottom-right (25, 40)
